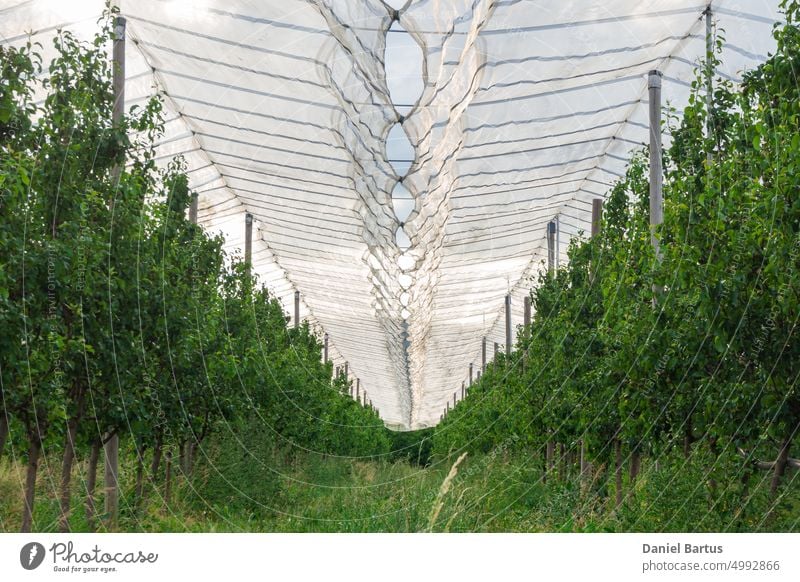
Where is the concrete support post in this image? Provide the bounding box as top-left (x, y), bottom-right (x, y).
top-left (504, 294), bottom-right (512, 357)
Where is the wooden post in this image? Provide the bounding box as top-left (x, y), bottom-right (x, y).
top-left (453, 393), bottom-right (456, 407)
top-left (481, 337), bottom-right (487, 372)
top-left (244, 212), bottom-right (253, 276)
top-left (344, 362), bottom-right (348, 380)
top-left (356, 379), bottom-right (360, 400)
top-left (476, 371), bottom-right (481, 381)
top-left (189, 191), bottom-right (198, 224)
top-left (469, 363), bottom-right (473, 386)
top-left (323, 333), bottom-right (329, 364)
top-left (461, 381), bottom-right (465, 400)
top-left (494, 342), bottom-right (499, 361)
top-left (294, 290), bottom-right (300, 329)
top-left (504, 294), bottom-right (512, 356)
top-left (547, 221), bottom-right (556, 274)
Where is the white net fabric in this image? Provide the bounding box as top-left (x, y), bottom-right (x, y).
top-left (1, 0), bottom-right (783, 429)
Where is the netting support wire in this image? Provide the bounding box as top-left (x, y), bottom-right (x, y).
top-left (244, 212), bottom-right (253, 278)
top-left (649, 69), bottom-right (664, 266)
top-left (482, 337), bottom-right (487, 372)
top-left (104, 14), bottom-right (126, 530)
top-left (323, 333), bottom-right (329, 365)
top-left (705, 5), bottom-right (714, 163)
top-left (505, 294), bottom-right (512, 357)
top-left (294, 290), bottom-right (300, 329)
top-left (189, 192), bottom-right (198, 225)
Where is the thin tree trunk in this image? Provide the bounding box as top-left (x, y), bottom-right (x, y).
top-left (134, 443), bottom-right (146, 502)
top-left (614, 438), bottom-right (623, 508)
top-left (58, 418), bottom-right (80, 532)
top-left (0, 414), bottom-right (8, 461)
top-left (579, 440), bottom-right (588, 495)
top-left (21, 437), bottom-right (41, 533)
top-left (178, 440), bottom-right (186, 475)
top-left (150, 435), bottom-right (163, 482)
top-left (546, 440), bottom-right (554, 480)
top-left (770, 436), bottom-right (792, 498)
top-left (164, 448), bottom-right (172, 506)
top-left (708, 436), bottom-right (719, 495)
top-left (186, 441), bottom-right (195, 476)
top-left (85, 438), bottom-right (101, 531)
top-left (683, 421), bottom-right (692, 458)
top-left (629, 447), bottom-right (641, 486)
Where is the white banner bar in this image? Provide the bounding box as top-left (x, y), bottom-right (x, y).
top-left (1, 533), bottom-right (798, 581)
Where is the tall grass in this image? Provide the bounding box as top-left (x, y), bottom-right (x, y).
top-left (0, 440), bottom-right (796, 532)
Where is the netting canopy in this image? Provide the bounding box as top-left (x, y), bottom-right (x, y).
top-left (2, 0), bottom-right (783, 429)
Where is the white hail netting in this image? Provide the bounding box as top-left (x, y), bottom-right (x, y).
top-left (1, 0), bottom-right (783, 429)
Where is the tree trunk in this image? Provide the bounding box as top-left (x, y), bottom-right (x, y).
top-left (150, 435), bottom-right (163, 482)
top-left (683, 423), bottom-right (692, 458)
top-left (58, 418), bottom-right (80, 532)
top-left (186, 441), bottom-right (196, 476)
top-left (0, 414), bottom-right (8, 461)
top-left (708, 436), bottom-right (719, 495)
top-left (21, 437), bottom-right (41, 533)
top-left (629, 447), bottom-right (641, 486)
top-left (164, 448), bottom-right (173, 505)
top-left (769, 436), bottom-right (792, 498)
top-left (546, 440), bottom-right (555, 480)
top-left (579, 440), bottom-right (588, 495)
top-left (103, 433), bottom-right (119, 530)
top-left (178, 440), bottom-right (186, 475)
top-left (134, 444), bottom-right (146, 502)
top-left (85, 438), bottom-right (101, 531)
top-left (614, 438), bottom-right (623, 508)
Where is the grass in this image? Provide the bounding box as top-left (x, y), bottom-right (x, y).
top-left (1, 440), bottom-right (798, 532)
